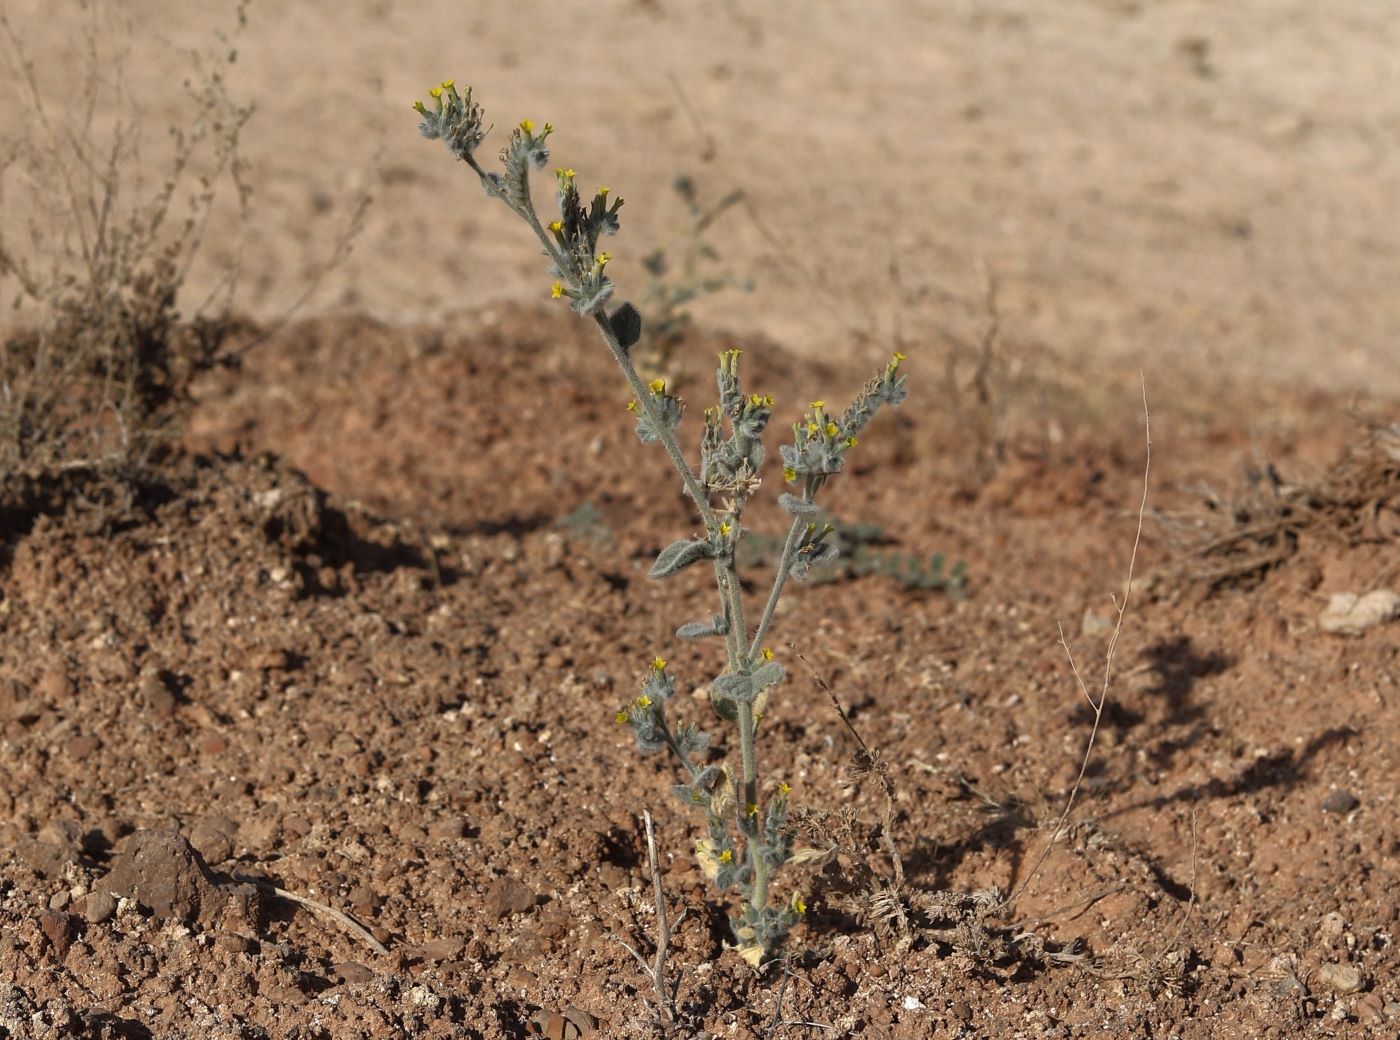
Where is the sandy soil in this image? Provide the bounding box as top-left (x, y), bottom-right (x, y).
top-left (4, 0), bottom-right (1400, 394)
top-left (2, 3), bottom-right (1400, 1039)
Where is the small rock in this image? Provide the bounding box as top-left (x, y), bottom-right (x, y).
top-left (189, 816), bottom-right (237, 866)
top-left (347, 884), bottom-right (381, 916)
top-left (420, 937), bottom-right (465, 963)
top-left (214, 932), bottom-right (257, 955)
top-left (1322, 790), bottom-right (1360, 814)
top-left (1356, 992), bottom-right (1385, 1024)
top-left (427, 817), bottom-right (468, 841)
top-left (0, 678), bottom-right (37, 723)
top-left (39, 665), bottom-right (76, 703)
top-left (38, 910), bottom-right (78, 959)
top-left (486, 876), bottom-right (536, 919)
top-left (99, 829), bottom-right (226, 925)
top-left (1319, 590), bottom-right (1400, 636)
top-left (64, 735), bottom-right (101, 761)
top-left (1317, 911), bottom-right (1347, 945)
top-left (83, 891), bottom-right (117, 925)
top-left (20, 820), bottom-right (82, 879)
top-left (1316, 962), bottom-right (1363, 995)
top-left (332, 961), bottom-right (374, 985)
top-left (950, 999), bottom-right (973, 1023)
top-left (139, 673), bottom-right (177, 717)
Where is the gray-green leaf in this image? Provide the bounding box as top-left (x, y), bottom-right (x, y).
top-left (676, 614), bottom-right (728, 639)
top-left (778, 492), bottom-right (821, 517)
top-left (650, 538), bottom-right (714, 578)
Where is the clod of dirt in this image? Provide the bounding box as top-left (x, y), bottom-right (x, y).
top-left (138, 671), bottom-right (178, 717)
top-left (0, 678), bottom-right (39, 724)
top-left (1321, 789), bottom-right (1361, 814)
top-left (188, 814), bottom-right (238, 865)
top-left (38, 909), bottom-right (79, 959)
top-left (16, 819), bottom-right (83, 879)
top-left (1316, 962), bottom-right (1364, 995)
top-left (98, 829), bottom-right (260, 929)
top-left (1319, 590), bottom-right (1400, 635)
top-left (486, 876), bottom-right (536, 919)
top-left (82, 890), bottom-right (117, 925)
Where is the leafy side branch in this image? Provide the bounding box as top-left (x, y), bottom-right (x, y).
top-left (415, 81), bottom-right (907, 964)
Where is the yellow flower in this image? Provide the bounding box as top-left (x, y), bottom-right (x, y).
top-left (596, 252), bottom-right (612, 266)
top-left (762, 647), bottom-right (774, 661)
top-left (825, 422), bottom-right (839, 438)
top-left (892, 351), bottom-right (907, 363)
top-left (652, 656), bottom-right (666, 671)
top-left (845, 435), bottom-right (858, 447)
top-left (783, 466), bottom-right (797, 483)
top-left (719, 849), bottom-right (733, 864)
top-left (649, 377), bottom-right (666, 394)
top-left (615, 710), bottom-right (629, 724)
top-left (598, 186), bottom-right (610, 197)
top-left (440, 79), bottom-right (455, 89)
top-left (805, 422), bottom-right (819, 435)
top-left (428, 86), bottom-right (444, 99)
top-left (550, 282), bottom-right (564, 299)
top-left (763, 394), bottom-right (774, 407)
top-left (810, 400), bottom-right (825, 410)
top-left (548, 220), bottom-right (563, 233)
top-left (749, 393), bottom-right (762, 407)
top-left (626, 400), bottom-right (638, 412)
top-left (778, 782), bottom-right (791, 795)
top-left (746, 802), bottom-right (759, 817)
top-left (791, 893), bottom-right (807, 915)
top-left (519, 119), bottom-right (535, 133)
top-left (636, 694), bottom-right (652, 708)
top-left (719, 522), bottom-right (731, 536)
top-left (557, 167), bottom-right (576, 178)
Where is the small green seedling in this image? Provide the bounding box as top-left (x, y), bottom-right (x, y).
top-left (414, 82), bottom-right (907, 964)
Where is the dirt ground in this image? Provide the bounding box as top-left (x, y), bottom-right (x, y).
top-left (3, 3), bottom-right (1400, 1040)
top-left (4, 0), bottom-right (1400, 395)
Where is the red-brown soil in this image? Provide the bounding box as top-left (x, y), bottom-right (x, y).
top-left (1, 307), bottom-right (1397, 1038)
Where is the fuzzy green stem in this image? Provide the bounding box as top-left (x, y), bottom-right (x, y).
top-left (738, 699), bottom-right (767, 913)
top-left (747, 508), bottom-right (809, 661)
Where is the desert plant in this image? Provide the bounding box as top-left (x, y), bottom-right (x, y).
top-left (0, 2), bottom-right (251, 508)
top-left (413, 81), bottom-right (908, 963)
top-left (635, 173), bottom-right (750, 375)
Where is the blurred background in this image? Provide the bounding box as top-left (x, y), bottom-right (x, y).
top-left (4, 0), bottom-right (1398, 395)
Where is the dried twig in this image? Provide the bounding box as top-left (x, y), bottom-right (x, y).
top-left (1009, 374), bottom-right (1151, 909)
top-left (614, 811), bottom-right (686, 1037)
top-left (232, 873), bottom-right (388, 956)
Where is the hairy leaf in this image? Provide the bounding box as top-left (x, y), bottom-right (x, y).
top-left (649, 538), bottom-right (714, 578)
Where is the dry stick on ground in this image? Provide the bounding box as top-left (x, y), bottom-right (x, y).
top-left (1007, 375), bottom-right (1151, 913)
top-left (762, 957), bottom-right (833, 1039)
top-left (230, 873), bottom-right (388, 957)
top-left (614, 811), bottom-right (686, 1037)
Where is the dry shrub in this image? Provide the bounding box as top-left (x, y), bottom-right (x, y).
top-left (0, 1), bottom-right (250, 516)
top-left (1162, 417), bottom-right (1400, 590)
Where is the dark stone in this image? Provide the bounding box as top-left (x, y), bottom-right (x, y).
top-left (1322, 789), bottom-right (1360, 814)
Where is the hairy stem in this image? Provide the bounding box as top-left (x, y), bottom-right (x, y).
top-left (747, 509), bottom-right (809, 660)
